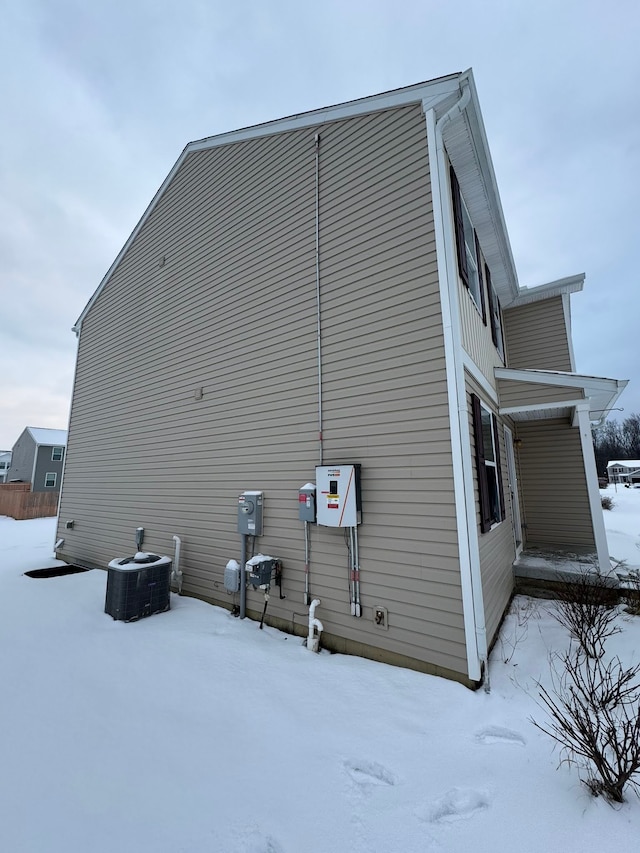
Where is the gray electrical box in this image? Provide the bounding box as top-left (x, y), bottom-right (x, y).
top-left (298, 483), bottom-right (316, 523)
top-left (246, 556), bottom-right (280, 588)
top-left (224, 560), bottom-right (240, 593)
top-left (237, 491), bottom-right (263, 535)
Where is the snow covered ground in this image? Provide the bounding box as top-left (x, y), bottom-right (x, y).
top-left (1, 509), bottom-right (639, 853)
top-left (601, 483), bottom-right (640, 570)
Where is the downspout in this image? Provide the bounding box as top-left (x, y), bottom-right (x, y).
top-left (315, 133), bottom-right (324, 465)
top-left (426, 83), bottom-right (489, 688)
top-left (576, 403), bottom-right (611, 572)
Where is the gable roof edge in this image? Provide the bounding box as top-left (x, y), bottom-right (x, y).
top-left (72, 74), bottom-right (462, 334)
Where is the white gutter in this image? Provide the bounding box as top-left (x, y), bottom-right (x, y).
top-left (426, 88), bottom-right (487, 686)
top-left (506, 273), bottom-right (584, 308)
top-left (576, 403), bottom-right (611, 572)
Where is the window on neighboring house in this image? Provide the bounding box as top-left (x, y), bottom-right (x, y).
top-left (485, 265), bottom-right (505, 360)
top-left (450, 165), bottom-right (486, 323)
top-left (51, 447), bottom-right (64, 461)
top-left (471, 393), bottom-right (505, 533)
top-left (44, 472), bottom-right (57, 488)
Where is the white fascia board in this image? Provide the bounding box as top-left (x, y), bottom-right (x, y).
top-left (73, 75), bottom-right (461, 334)
top-left (457, 69), bottom-right (520, 303)
top-left (495, 367), bottom-right (624, 393)
top-left (189, 76), bottom-right (461, 153)
top-left (505, 274), bottom-right (585, 309)
top-left (496, 368), bottom-right (628, 427)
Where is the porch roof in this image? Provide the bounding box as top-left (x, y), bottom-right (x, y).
top-left (495, 368), bottom-right (627, 427)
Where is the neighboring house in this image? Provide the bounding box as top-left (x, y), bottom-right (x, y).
top-left (0, 451), bottom-right (11, 483)
top-left (607, 460), bottom-right (640, 484)
top-left (56, 70), bottom-right (626, 687)
top-left (6, 428), bottom-right (67, 492)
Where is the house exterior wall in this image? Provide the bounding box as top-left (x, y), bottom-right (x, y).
top-left (6, 430), bottom-right (36, 484)
top-left (58, 104), bottom-right (470, 680)
top-left (515, 418), bottom-right (595, 549)
top-left (502, 296), bottom-right (573, 371)
top-left (33, 445), bottom-right (65, 492)
top-left (459, 281), bottom-right (505, 387)
top-left (465, 373), bottom-right (515, 646)
top-left (0, 452), bottom-right (11, 483)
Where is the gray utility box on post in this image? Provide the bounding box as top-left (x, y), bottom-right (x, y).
top-left (237, 491), bottom-right (263, 535)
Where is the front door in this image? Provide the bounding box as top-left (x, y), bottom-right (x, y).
top-left (504, 426), bottom-right (523, 555)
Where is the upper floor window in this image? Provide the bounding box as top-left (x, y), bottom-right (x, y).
top-left (51, 447), bottom-right (64, 461)
top-left (44, 472), bottom-right (57, 488)
top-left (486, 265), bottom-right (505, 361)
top-left (450, 166), bottom-right (486, 323)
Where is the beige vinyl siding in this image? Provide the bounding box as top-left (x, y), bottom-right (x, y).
top-left (59, 104), bottom-right (468, 680)
top-left (465, 373), bottom-right (515, 645)
top-left (503, 296), bottom-right (573, 371)
top-left (516, 419), bottom-right (595, 549)
top-left (497, 379), bottom-right (584, 410)
top-left (459, 278), bottom-right (504, 387)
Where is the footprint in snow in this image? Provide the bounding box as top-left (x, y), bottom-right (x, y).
top-left (425, 787), bottom-right (489, 823)
top-left (474, 726), bottom-right (526, 746)
top-left (344, 759), bottom-right (397, 790)
top-left (235, 829), bottom-right (284, 853)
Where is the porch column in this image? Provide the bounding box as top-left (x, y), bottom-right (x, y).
top-left (576, 404), bottom-right (610, 572)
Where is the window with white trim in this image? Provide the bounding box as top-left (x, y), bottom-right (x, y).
top-left (471, 394), bottom-right (505, 532)
top-left (44, 472), bottom-right (57, 488)
top-left (51, 446), bottom-right (64, 461)
top-left (450, 165), bottom-right (486, 322)
top-left (486, 265), bottom-right (505, 361)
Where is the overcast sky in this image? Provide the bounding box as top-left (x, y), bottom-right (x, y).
top-left (1, 0), bottom-right (638, 449)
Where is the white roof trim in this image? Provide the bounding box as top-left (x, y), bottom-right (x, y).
top-left (73, 74), bottom-right (461, 333)
top-left (495, 368), bottom-right (628, 426)
top-left (505, 274), bottom-right (585, 309)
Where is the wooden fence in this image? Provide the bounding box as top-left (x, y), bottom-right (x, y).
top-left (0, 484), bottom-right (59, 520)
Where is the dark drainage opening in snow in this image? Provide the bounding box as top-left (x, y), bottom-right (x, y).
top-left (25, 566), bottom-right (89, 579)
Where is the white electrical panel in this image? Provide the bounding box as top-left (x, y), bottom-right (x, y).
top-left (315, 464), bottom-right (361, 527)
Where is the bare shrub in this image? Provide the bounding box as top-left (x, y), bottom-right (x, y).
top-left (498, 597), bottom-right (540, 664)
top-left (552, 568), bottom-right (620, 659)
top-left (532, 650), bottom-right (640, 803)
top-left (618, 568), bottom-right (640, 617)
top-left (601, 495), bottom-right (614, 510)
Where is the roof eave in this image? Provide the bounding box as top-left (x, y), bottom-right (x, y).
top-left (505, 274), bottom-right (585, 309)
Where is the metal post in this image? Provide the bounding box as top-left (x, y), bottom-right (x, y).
top-left (239, 533), bottom-right (247, 618)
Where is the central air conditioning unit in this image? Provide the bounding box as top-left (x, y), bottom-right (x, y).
top-left (105, 552), bottom-right (172, 622)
